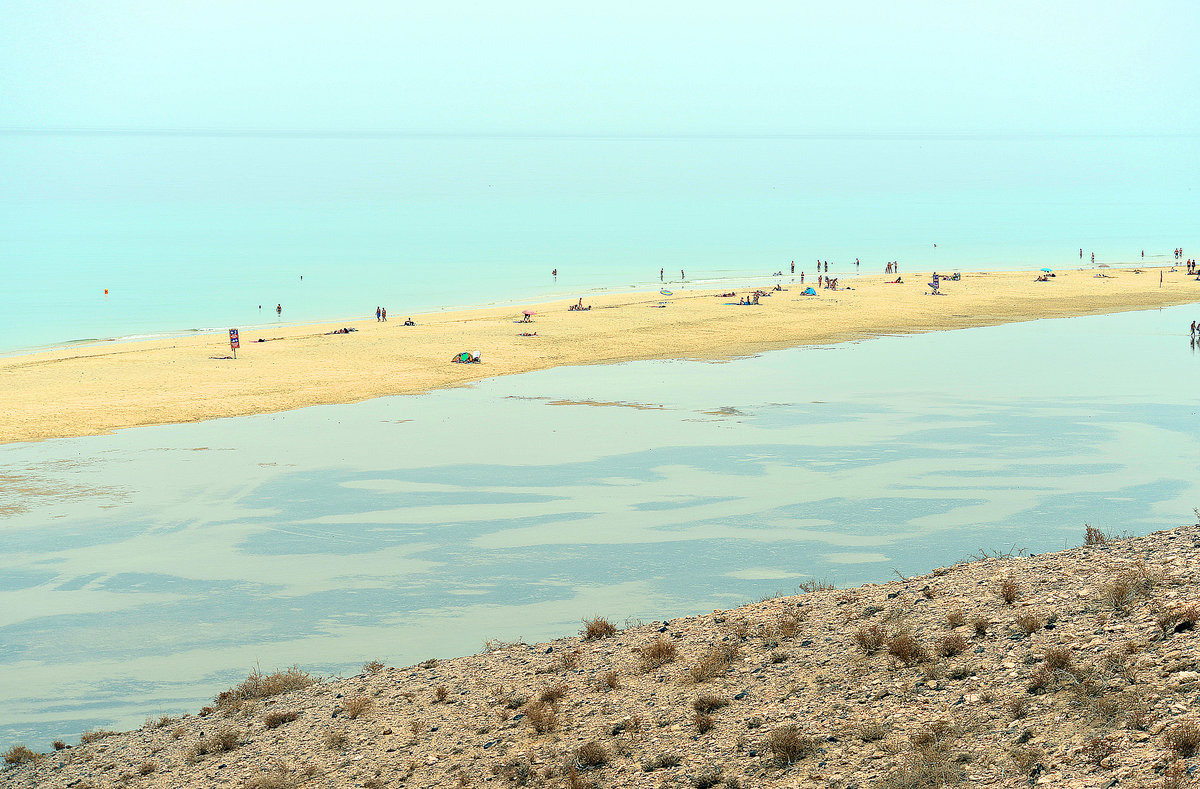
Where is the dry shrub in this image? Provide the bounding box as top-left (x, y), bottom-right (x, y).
top-left (245, 763), bottom-right (303, 789)
top-left (641, 753), bottom-right (681, 772)
top-left (1101, 562), bottom-right (1157, 613)
top-left (693, 694), bottom-right (729, 713)
top-left (324, 729), bottom-right (348, 750)
top-left (854, 623), bottom-right (888, 654)
top-left (688, 643), bottom-right (739, 683)
top-left (581, 616), bottom-right (618, 640)
top-left (1006, 696), bottom-right (1030, 720)
top-left (343, 696), bottom-right (373, 719)
top-left (538, 682), bottom-right (568, 705)
top-left (694, 712), bottom-right (715, 733)
top-left (1043, 646), bottom-right (1073, 670)
top-left (138, 761), bottom-right (156, 775)
top-left (191, 728), bottom-right (239, 759)
top-left (362, 660), bottom-right (385, 674)
top-left (637, 638), bottom-right (678, 672)
top-left (524, 700), bottom-right (558, 734)
top-left (776, 610), bottom-right (805, 638)
top-left (770, 649), bottom-right (789, 664)
top-left (945, 608), bottom-right (965, 628)
top-left (1156, 603), bottom-right (1200, 635)
top-left (434, 685), bottom-right (449, 703)
top-left (973, 616), bottom-right (990, 637)
top-left (492, 757), bottom-right (535, 785)
top-left (602, 670), bottom-right (620, 689)
top-left (886, 630), bottom-right (928, 666)
top-left (1082, 735), bottom-right (1118, 765)
top-left (765, 725), bottom-right (818, 766)
top-left (936, 633), bottom-right (968, 658)
top-left (2, 746), bottom-right (39, 765)
top-left (216, 666), bottom-right (315, 709)
top-left (998, 576), bottom-right (1019, 605)
top-left (263, 710), bottom-right (299, 728)
top-left (574, 741), bottom-right (609, 768)
top-left (52, 741), bottom-right (65, 751)
top-left (1015, 610), bottom-right (1045, 635)
top-left (1027, 664), bottom-right (1053, 693)
top-left (1084, 524), bottom-right (1109, 546)
top-left (79, 729), bottom-right (117, 744)
top-left (1167, 718), bottom-right (1200, 758)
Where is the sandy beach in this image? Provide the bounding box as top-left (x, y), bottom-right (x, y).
top-left (3, 267), bottom-right (1197, 444)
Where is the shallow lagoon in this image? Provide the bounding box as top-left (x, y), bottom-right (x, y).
top-left (2, 304), bottom-right (1199, 748)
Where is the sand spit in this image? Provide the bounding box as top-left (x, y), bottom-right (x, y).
top-left (5, 522), bottom-right (1200, 788)
top-left (3, 267), bottom-right (1199, 444)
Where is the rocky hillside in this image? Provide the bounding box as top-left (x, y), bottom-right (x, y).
top-left (4, 522), bottom-right (1200, 789)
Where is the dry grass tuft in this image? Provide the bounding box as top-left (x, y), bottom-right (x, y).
top-left (886, 630), bottom-right (928, 666)
top-left (190, 728), bottom-right (239, 760)
top-left (944, 608), bottom-right (965, 628)
top-left (857, 720), bottom-right (886, 742)
top-left (362, 660), bottom-right (385, 674)
top-left (574, 741), bottom-right (609, 768)
top-left (936, 633), bottom-right (968, 658)
top-left (263, 710), bottom-right (299, 729)
top-left (1101, 561), bottom-right (1158, 613)
top-left (537, 682), bottom-right (568, 705)
top-left (581, 616), bottom-right (618, 640)
top-left (1042, 646), bottom-right (1073, 670)
top-left (694, 712), bottom-right (715, 733)
top-left (688, 643), bottom-right (739, 683)
top-left (324, 729), bottom-right (348, 750)
top-left (693, 694), bottom-right (730, 713)
top-left (998, 575), bottom-right (1019, 604)
top-left (1014, 610), bottom-right (1045, 635)
top-left (601, 670), bottom-right (621, 689)
top-left (854, 623), bottom-right (888, 654)
top-left (343, 696), bottom-right (373, 719)
top-left (1167, 718), bottom-right (1200, 758)
top-left (434, 685), bottom-right (449, 703)
top-left (216, 666), bottom-right (315, 710)
top-left (765, 725), bottom-right (818, 766)
top-left (973, 616), bottom-right (990, 637)
top-left (637, 638), bottom-right (678, 672)
top-left (523, 700), bottom-right (558, 734)
top-left (245, 763), bottom-right (306, 789)
top-left (641, 753), bottom-right (681, 772)
top-left (79, 729), bottom-right (118, 744)
top-left (1084, 524), bottom-right (1109, 546)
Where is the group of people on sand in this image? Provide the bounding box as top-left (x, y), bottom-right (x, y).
top-left (375, 306), bottom-right (387, 322)
top-left (569, 298), bottom-right (591, 311)
top-left (1175, 248), bottom-right (1186, 260)
top-left (885, 262), bottom-right (900, 274)
top-left (1186, 259), bottom-right (1198, 275)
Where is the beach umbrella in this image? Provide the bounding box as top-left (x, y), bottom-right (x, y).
top-left (1041, 268), bottom-right (1053, 272)
top-left (523, 310), bottom-right (535, 316)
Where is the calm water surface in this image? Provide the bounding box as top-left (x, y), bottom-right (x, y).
top-left (2, 305), bottom-right (1199, 749)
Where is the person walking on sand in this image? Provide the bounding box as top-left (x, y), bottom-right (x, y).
top-left (376, 306), bottom-right (381, 322)
top-left (276, 304), bottom-right (282, 317)
top-left (660, 268), bottom-right (664, 281)
top-left (552, 268), bottom-right (557, 279)
top-left (382, 307), bottom-right (387, 321)
top-left (681, 269), bottom-right (685, 280)
top-left (800, 271), bottom-right (804, 283)
top-left (791, 261), bottom-right (795, 274)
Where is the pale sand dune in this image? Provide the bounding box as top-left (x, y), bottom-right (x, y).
top-left (2, 268), bottom-right (1196, 444)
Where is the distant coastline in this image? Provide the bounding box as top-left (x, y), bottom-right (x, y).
top-left (3, 266), bottom-right (1197, 445)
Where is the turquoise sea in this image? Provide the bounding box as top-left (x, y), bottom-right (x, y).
top-left (2, 303), bottom-right (1199, 750)
top-left (1, 132), bottom-right (1197, 354)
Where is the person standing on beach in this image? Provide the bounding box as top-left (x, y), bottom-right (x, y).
top-left (681, 269), bottom-right (685, 280)
top-left (790, 261), bottom-right (794, 274)
top-left (1092, 252), bottom-right (1095, 264)
top-left (276, 304), bottom-right (282, 317)
top-left (1080, 248), bottom-right (1083, 259)
top-left (660, 268), bottom-right (664, 281)
top-left (382, 307), bottom-right (387, 321)
top-left (800, 271), bottom-right (804, 283)
top-left (376, 306), bottom-right (381, 322)
top-left (552, 269), bottom-right (557, 279)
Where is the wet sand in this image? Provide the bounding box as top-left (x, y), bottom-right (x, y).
top-left (3, 267), bottom-right (1196, 443)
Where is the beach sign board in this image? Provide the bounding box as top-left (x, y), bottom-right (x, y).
top-left (229, 328), bottom-right (239, 358)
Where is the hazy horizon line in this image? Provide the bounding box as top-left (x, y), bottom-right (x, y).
top-left (2, 126), bottom-right (1194, 141)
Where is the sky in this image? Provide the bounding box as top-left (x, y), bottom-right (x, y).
top-left (1, 0), bottom-right (1197, 137)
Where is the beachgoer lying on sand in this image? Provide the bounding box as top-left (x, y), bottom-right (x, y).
top-left (403, 318), bottom-right (415, 326)
top-left (1035, 275), bottom-right (1048, 282)
top-left (451, 351), bottom-right (482, 363)
top-left (325, 327), bottom-right (357, 334)
top-left (518, 332), bottom-right (537, 336)
top-left (886, 277), bottom-right (903, 284)
top-left (772, 284), bottom-right (784, 291)
top-left (716, 292), bottom-right (736, 298)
